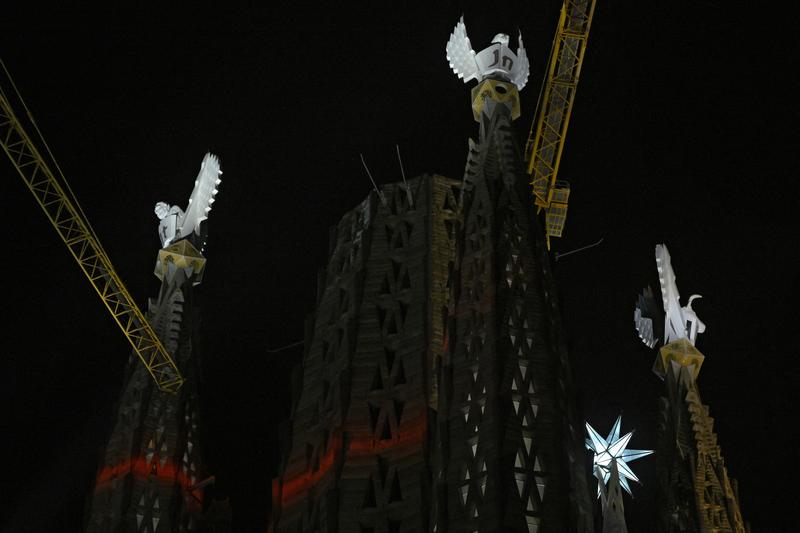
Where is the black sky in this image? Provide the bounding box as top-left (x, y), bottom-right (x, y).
top-left (1, 2), bottom-right (796, 531)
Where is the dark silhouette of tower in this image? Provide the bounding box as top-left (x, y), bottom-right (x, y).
top-left (270, 66), bottom-right (593, 531)
top-left (430, 75), bottom-right (593, 532)
top-left (270, 174), bottom-right (461, 531)
top-left (85, 237), bottom-right (210, 532)
top-left (596, 461), bottom-right (626, 533)
top-left (653, 339), bottom-right (748, 533)
top-left (634, 246), bottom-right (749, 532)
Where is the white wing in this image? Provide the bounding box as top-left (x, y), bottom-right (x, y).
top-left (512, 31), bottom-right (530, 90)
top-left (633, 287), bottom-right (661, 349)
top-left (655, 244), bottom-right (686, 344)
top-left (446, 17), bottom-right (479, 83)
top-left (177, 153), bottom-right (222, 240)
top-left (634, 307), bottom-right (656, 349)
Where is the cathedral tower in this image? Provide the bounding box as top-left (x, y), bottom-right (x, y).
top-left (271, 19), bottom-right (594, 533)
top-left (269, 174), bottom-right (462, 532)
top-left (653, 340), bottom-right (748, 533)
top-left (433, 19), bottom-right (593, 532)
top-left (634, 245), bottom-right (748, 532)
top-left (85, 154), bottom-right (223, 533)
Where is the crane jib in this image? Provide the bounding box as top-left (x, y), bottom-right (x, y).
top-left (523, 0), bottom-right (596, 246)
top-left (0, 69), bottom-right (184, 394)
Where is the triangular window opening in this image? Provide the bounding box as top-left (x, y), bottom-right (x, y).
top-left (380, 418), bottom-right (392, 441)
top-left (393, 359), bottom-right (407, 385)
top-left (363, 478), bottom-right (377, 508)
top-left (389, 472), bottom-right (403, 502)
top-left (371, 367), bottom-right (384, 392)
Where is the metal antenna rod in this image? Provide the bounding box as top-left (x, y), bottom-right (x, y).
top-left (265, 339), bottom-right (305, 354)
top-left (396, 144), bottom-right (413, 207)
top-left (554, 237), bottom-right (604, 261)
top-left (360, 153), bottom-right (387, 206)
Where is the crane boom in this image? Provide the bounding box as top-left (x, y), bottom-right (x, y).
top-left (0, 67), bottom-right (184, 394)
top-left (524, 0), bottom-right (596, 244)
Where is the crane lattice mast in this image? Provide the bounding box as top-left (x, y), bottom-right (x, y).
top-left (525, 0), bottom-right (596, 247)
top-left (0, 62), bottom-right (184, 393)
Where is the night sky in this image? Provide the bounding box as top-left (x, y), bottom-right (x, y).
top-left (1, 2), bottom-right (795, 531)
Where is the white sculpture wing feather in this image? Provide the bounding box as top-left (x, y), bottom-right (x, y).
top-left (655, 244), bottom-right (686, 344)
top-left (178, 153), bottom-right (222, 240)
top-left (446, 17), bottom-right (479, 83)
top-left (512, 31), bottom-right (530, 90)
top-left (634, 307), bottom-right (656, 349)
top-left (634, 287), bottom-right (662, 349)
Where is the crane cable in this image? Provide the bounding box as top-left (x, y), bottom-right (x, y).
top-left (0, 58), bottom-right (103, 246)
top-left (525, 15), bottom-right (557, 162)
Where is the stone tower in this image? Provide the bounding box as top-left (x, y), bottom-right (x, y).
top-left (654, 339), bottom-right (748, 533)
top-left (634, 245), bottom-right (749, 533)
top-left (596, 461), bottom-right (626, 533)
top-left (270, 16), bottom-right (595, 533)
top-left (429, 63), bottom-right (592, 532)
top-left (85, 238), bottom-right (209, 532)
top-left (86, 153), bottom-right (224, 532)
top-left (269, 174), bottom-right (462, 532)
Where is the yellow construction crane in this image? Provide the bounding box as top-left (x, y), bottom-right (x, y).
top-left (0, 60), bottom-right (184, 393)
top-left (525, 0), bottom-right (596, 248)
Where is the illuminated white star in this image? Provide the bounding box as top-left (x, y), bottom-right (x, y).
top-left (585, 415), bottom-right (653, 496)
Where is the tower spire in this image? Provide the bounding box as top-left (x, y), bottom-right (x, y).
top-left (434, 17), bottom-right (594, 532)
top-left (85, 154), bottom-right (224, 532)
top-left (634, 244), bottom-right (748, 532)
top-left (595, 460), bottom-right (627, 533)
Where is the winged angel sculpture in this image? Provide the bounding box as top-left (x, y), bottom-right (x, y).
top-left (446, 16), bottom-right (530, 91)
top-left (155, 153), bottom-right (222, 248)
